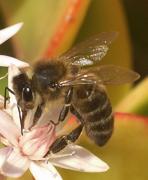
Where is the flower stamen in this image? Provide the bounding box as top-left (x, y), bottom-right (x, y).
top-left (0, 73), bottom-right (8, 80)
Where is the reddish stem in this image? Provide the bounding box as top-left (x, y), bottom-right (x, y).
top-left (44, 0), bottom-right (83, 58)
top-left (115, 112), bottom-right (148, 124)
top-left (68, 112), bottom-right (148, 125)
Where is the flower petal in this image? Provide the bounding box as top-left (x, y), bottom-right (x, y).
top-left (20, 123), bottom-right (56, 160)
top-left (0, 55), bottom-right (29, 67)
top-left (1, 149), bottom-right (30, 178)
top-left (0, 23), bottom-right (23, 45)
top-left (8, 64), bottom-right (22, 128)
top-left (0, 147), bottom-right (13, 168)
top-left (49, 144), bottom-right (109, 172)
top-left (8, 64), bottom-right (20, 103)
top-left (0, 110), bottom-right (20, 146)
top-left (29, 161), bottom-right (62, 180)
top-left (0, 95), bottom-right (4, 108)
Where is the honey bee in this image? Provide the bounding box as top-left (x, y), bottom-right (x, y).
top-left (6, 32), bottom-right (140, 154)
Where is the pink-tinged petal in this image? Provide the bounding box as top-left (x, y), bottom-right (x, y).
top-left (29, 162), bottom-right (62, 180)
top-left (0, 55), bottom-right (29, 67)
top-left (1, 149), bottom-right (30, 178)
top-left (0, 147), bottom-right (13, 168)
top-left (0, 23), bottom-right (23, 45)
top-left (19, 124), bottom-right (56, 159)
top-left (9, 104), bottom-right (21, 129)
top-left (49, 144), bottom-right (109, 172)
top-left (29, 137), bottom-right (55, 161)
top-left (0, 110), bottom-right (20, 146)
top-left (20, 123), bottom-right (54, 143)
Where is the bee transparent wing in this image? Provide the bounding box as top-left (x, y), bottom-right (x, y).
top-left (58, 32), bottom-right (118, 66)
top-left (59, 65), bottom-right (140, 87)
top-left (90, 65), bottom-right (140, 85)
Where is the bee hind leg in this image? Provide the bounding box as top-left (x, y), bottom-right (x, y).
top-left (45, 88), bottom-right (84, 156)
top-left (44, 124), bottom-right (83, 156)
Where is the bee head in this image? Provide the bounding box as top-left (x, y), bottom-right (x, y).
top-left (32, 61), bottom-right (67, 99)
top-left (13, 73), bottom-right (35, 110)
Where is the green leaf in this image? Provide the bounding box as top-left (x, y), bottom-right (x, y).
top-left (116, 78), bottom-right (148, 116)
top-left (0, 0), bottom-right (90, 61)
top-left (6, 170), bottom-right (33, 180)
top-left (0, 67), bottom-right (7, 96)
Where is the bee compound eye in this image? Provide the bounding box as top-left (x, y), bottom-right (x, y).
top-left (22, 87), bottom-right (33, 102)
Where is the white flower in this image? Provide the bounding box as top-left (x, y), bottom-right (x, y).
top-left (0, 23), bottom-right (23, 45)
top-left (0, 23), bottom-right (29, 68)
top-left (0, 24), bottom-right (109, 180)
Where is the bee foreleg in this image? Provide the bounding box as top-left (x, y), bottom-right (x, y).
top-left (57, 87), bottom-right (73, 124)
top-left (58, 105), bottom-right (70, 123)
top-left (45, 124), bottom-right (83, 155)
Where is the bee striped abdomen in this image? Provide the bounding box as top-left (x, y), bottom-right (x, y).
top-left (73, 84), bottom-right (114, 146)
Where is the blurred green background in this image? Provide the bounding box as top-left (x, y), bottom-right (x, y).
top-left (0, 0), bottom-right (148, 180)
